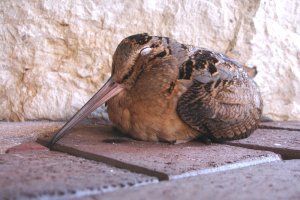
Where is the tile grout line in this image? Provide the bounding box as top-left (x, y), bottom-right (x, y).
top-left (170, 154), bottom-right (282, 180)
top-left (33, 179), bottom-right (156, 200)
top-left (224, 142), bottom-right (300, 160)
top-left (36, 138), bottom-right (169, 180)
top-left (258, 126), bottom-right (300, 131)
top-left (54, 144), bottom-right (170, 181)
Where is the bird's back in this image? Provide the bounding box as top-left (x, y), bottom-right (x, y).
top-left (176, 46), bottom-right (263, 141)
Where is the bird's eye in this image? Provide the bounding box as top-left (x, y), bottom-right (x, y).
top-left (122, 67), bottom-right (134, 82)
top-left (140, 47), bottom-right (152, 56)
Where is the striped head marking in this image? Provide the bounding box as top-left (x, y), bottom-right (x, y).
top-left (111, 33), bottom-right (169, 86)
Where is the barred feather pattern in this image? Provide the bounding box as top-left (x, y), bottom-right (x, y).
top-left (176, 47), bottom-right (263, 140)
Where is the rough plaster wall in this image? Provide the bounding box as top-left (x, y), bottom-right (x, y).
top-left (0, 0), bottom-right (299, 121)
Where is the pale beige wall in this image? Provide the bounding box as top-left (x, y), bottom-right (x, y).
top-left (0, 0), bottom-right (299, 121)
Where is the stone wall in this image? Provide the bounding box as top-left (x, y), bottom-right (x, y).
top-left (1, 0), bottom-right (299, 121)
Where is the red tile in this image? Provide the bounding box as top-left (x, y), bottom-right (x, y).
top-left (225, 128), bottom-right (300, 159)
top-left (38, 125), bottom-right (281, 180)
top-left (5, 142), bottom-right (48, 153)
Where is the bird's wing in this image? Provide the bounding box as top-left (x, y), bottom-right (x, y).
top-left (176, 48), bottom-right (262, 140)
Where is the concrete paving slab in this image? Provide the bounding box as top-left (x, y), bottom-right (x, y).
top-left (38, 126), bottom-right (281, 180)
top-left (259, 121), bottom-right (300, 131)
top-left (225, 129), bottom-right (300, 159)
top-left (85, 160), bottom-right (300, 200)
top-left (0, 143), bottom-right (158, 200)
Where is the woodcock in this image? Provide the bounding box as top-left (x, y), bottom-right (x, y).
top-left (48, 33), bottom-right (263, 147)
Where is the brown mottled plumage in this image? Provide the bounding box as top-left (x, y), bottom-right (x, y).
top-left (48, 33), bottom-right (263, 147)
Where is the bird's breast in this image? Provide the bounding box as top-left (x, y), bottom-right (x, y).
top-left (106, 77), bottom-right (198, 142)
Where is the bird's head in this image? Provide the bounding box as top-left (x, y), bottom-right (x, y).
top-left (48, 33), bottom-right (168, 147)
top-left (111, 33), bottom-right (167, 87)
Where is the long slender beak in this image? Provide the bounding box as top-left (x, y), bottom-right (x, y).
top-left (48, 77), bottom-right (123, 148)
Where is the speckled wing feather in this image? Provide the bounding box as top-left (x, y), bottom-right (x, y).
top-left (176, 47), bottom-right (263, 140)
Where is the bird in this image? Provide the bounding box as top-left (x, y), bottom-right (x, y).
top-left (48, 33), bottom-right (263, 147)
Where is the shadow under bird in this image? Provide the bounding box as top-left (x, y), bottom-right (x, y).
top-left (48, 33), bottom-right (262, 147)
